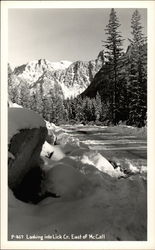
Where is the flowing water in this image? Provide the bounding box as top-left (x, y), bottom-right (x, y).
top-left (62, 125), bottom-right (147, 168)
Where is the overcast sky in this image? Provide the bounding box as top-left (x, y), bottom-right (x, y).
top-left (8, 8), bottom-right (147, 67)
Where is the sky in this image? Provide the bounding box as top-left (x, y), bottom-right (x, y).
top-left (8, 8), bottom-right (147, 67)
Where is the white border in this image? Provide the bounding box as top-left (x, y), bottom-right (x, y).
top-left (1, 1), bottom-right (155, 249)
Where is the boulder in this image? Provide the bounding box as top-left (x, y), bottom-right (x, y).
top-left (8, 127), bottom-right (47, 190)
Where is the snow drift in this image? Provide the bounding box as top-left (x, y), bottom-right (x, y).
top-left (8, 107), bottom-right (147, 241)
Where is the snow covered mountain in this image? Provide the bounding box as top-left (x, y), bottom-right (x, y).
top-left (9, 51), bottom-right (104, 99)
top-left (13, 59), bottom-right (72, 84)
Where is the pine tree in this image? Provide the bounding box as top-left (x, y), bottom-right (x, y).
top-left (19, 81), bottom-right (31, 109)
top-left (103, 8), bottom-right (124, 124)
top-left (63, 98), bottom-right (71, 121)
top-left (82, 97), bottom-right (93, 122)
top-left (8, 65), bottom-right (18, 103)
top-left (76, 96), bottom-right (84, 122)
top-left (127, 9), bottom-right (147, 127)
top-left (116, 71), bottom-right (129, 122)
top-left (29, 91), bottom-right (38, 112)
top-left (35, 84), bottom-right (44, 115)
top-left (95, 92), bottom-right (102, 121)
top-left (53, 96), bottom-right (65, 124)
top-left (69, 98), bottom-right (76, 121)
top-left (42, 94), bottom-right (54, 122)
top-left (8, 83), bottom-right (18, 104)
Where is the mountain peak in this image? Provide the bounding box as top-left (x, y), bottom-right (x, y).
top-left (9, 50), bottom-right (105, 99)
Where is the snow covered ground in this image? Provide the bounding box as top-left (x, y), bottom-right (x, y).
top-left (8, 108), bottom-right (147, 241)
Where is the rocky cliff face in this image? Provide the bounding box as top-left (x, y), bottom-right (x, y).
top-left (9, 51), bottom-right (104, 99)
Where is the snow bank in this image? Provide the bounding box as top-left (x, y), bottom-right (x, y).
top-left (80, 152), bottom-right (124, 178)
top-left (8, 111), bottom-right (147, 240)
top-left (8, 108), bottom-right (46, 144)
top-left (8, 100), bottom-right (22, 108)
top-left (41, 163), bottom-right (89, 199)
top-left (41, 139), bottom-right (124, 178)
top-left (8, 172), bottom-right (146, 240)
top-left (40, 149), bottom-right (125, 200)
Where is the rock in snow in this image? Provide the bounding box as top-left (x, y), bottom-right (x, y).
top-left (80, 151), bottom-right (125, 178)
top-left (41, 141), bottom-right (65, 161)
top-left (8, 108), bottom-right (47, 190)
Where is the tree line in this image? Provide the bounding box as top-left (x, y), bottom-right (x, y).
top-left (95, 8), bottom-right (147, 127)
top-left (8, 9), bottom-right (147, 127)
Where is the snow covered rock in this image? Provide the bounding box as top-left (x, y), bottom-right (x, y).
top-left (8, 108), bottom-right (47, 190)
top-left (80, 151), bottom-right (125, 178)
top-left (69, 149), bottom-right (125, 178)
top-left (8, 108), bottom-right (46, 144)
top-left (41, 141), bottom-right (65, 161)
top-left (41, 163), bottom-right (89, 199)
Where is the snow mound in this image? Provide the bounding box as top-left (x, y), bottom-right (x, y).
top-left (42, 163), bottom-right (89, 199)
top-left (8, 108), bottom-right (46, 144)
top-left (8, 100), bottom-right (22, 108)
top-left (69, 150), bottom-right (124, 178)
top-left (8, 172), bottom-right (147, 240)
top-left (41, 141), bottom-right (65, 161)
top-left (41, 136), bottom-right (124, 178)
top-left (81, 152), bottom-right (125, 178)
